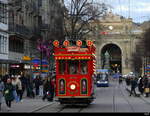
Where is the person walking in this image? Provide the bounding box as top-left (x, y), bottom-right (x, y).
top-left (33, 76), bottom-right (43, 96)
top-left (26, 76), bottom-right (35, 98)
top-left (16, 76), bottom-right (23, 102)
top-left (0, 76), bottom-right (4, 111)
top-left (49, 76), bottom-right (55, 101)
top-left (138, 76), bottom-right (144, 95)
top-left (126, 76), bottom-right (131, 86)
top-left (129, 77), bottom-right (138, 97)
top-left (11, 76), bottom-right (19, 102)
top-left (119, 75), bottom-right (123, 85)
top-left (4, 78), bottom-right (14, 110)
top-left (143, 76), bottom-right (149, 97)
top-left (20, 74), bottom-right (27, 100)
top-left (42, 77), bottom-right (51, 101)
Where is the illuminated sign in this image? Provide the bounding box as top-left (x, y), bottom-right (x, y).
top-left (10, 65), bottom-right (20, 68)
top-left (24, 65), bottom-right (31, 69)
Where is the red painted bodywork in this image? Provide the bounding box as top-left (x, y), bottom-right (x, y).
top-left (53, 45), bottom-right (96, 98)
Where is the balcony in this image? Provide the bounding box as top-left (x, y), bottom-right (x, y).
top-left (9, 24), bottom-right (33, 38)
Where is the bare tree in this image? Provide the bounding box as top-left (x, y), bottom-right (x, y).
top-left (64, 0), bottom-right (108, 41)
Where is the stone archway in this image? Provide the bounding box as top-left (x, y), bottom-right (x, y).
top-left (100, 43), bottom-right (122, 73)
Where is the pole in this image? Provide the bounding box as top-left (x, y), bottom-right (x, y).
top-left (41, 51), bottom-right (43, 75)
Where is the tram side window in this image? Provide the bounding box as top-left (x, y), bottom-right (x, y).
top-left (68, 60), bottom-right (79, 74)
top-left (59, 60), bottom-right (66, 75)
top-left (80, 60), bottom-right (88, 74)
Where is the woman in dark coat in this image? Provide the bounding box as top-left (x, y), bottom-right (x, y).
top-left (4, 78), bottom-right (14, 110)
top-left (42, 77), bottom-right (51, 101)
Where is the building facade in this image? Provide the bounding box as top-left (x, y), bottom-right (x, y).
top-left (0, 0), bottom-right (64, 76)
top-left (0, 0), bottom-right (9, 76)
top-left (94, 12), bottom-right (143, 75)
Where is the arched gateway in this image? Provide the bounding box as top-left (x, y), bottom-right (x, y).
top-left (101, 44), bottom-right (122, 73)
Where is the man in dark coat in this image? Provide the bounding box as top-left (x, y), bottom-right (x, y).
top-left (138, 76), bottom-right (144, 95)
top-left (129, 77), bottom-right (138, 97)
top-left (143, 76), bottom-right (149, 97)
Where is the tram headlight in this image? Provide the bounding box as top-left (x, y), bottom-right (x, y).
top-left (70, 84), bottom-right (76, 90)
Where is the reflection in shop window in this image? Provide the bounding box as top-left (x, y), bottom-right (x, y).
top-left (81, 60), bottom-right (88, 74)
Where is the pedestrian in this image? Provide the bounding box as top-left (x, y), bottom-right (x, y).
top-left (0, 76), bottom-right (4, 111)
top-left (11, 76), bottom-right (19, 102)
top-left (26, 76), bottom-right (35, 98)
top-left (42, 77), bottom-right (51, 101)
top-left (16, 76), bottom-right (23, 102)
top-left (19, 74), bottom-right (27, 101)
top-left (129, 77), bottom-right (138, 97)
top-left (26, 75), bottom-right (31, 97)
top-left (39, 77), bottom-right (43, 97)
top-left (4, 78), bottom-right (14, 110)
top-left (126, 76), bottom-right (131, 86)
top-left (143, 76), bottom-right (149, 97)
top-left (50, 76), bottom-right (55, 101)
top-left (137, 76), bottom-right (144, 95)
top-left (33, 76), bottom-right (43, 96)
top-left (119, 75), bottom-right (123, 85)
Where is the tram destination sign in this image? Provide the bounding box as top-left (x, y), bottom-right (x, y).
top-left (67, 46), bottom-right (80, 52)
top-left (67, 46), bottom-right (88, 52)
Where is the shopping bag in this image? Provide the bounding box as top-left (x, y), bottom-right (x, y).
top-left (144, 88), bottom-right (150, 93)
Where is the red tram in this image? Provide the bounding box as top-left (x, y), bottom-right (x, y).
top-left (53, 40), bottom-right (96, 104)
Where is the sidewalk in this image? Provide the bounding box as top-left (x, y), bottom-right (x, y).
top-left (125, 84), bottom-right (150, 102)
top-left (125, 85), bottom-right (141, 96)
top-left (0, 96), bottom-right (54, 113)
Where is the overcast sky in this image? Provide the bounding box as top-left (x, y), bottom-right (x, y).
top-left (100, 0), bottom-right (150, 23)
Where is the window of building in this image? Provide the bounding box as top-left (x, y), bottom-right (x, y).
top-left (0, 2), bottom-right (8, 24)
top-left (0, 34), bottom-right (7, 54)
top-left (9, 37), bottom-right (24, 53)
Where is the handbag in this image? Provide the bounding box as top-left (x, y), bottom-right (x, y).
top-left (145, 88), bottom-right (150, 93)
top-left (4, 90), bottom-right (9, 94)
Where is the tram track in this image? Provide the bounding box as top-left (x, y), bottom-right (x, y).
top-left (123, 83), bottom-right (150, 108)
top-left (31, 102), bottom-right (56, 113)
top-left (112, 84), bottom-right (116, 112)
top-left (31, 101), bottom-right (87, 113)
top-left (56, 104), bottom-right (88, 113)
top-left (118, 84), bottom-right (135, 112)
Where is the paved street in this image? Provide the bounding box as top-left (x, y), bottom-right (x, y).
top-left (1, 80), bottom-right (150, 113)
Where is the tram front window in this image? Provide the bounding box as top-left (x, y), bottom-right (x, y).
top-left (68, 60), bottom-right (79, 74)
top-left (59, 60), bottom-right (66, 74)
top-left (81, 60), bottom-right (88, 74)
